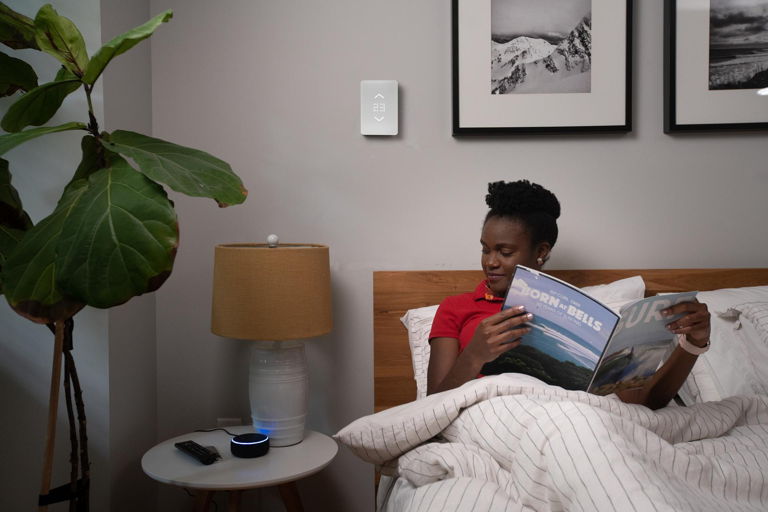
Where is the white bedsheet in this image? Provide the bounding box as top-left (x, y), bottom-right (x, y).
top-left (336, 374), bottom-right (768, 511)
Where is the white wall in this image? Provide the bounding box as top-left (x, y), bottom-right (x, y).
top-left (0, 1), bottom-right (110, 510)
top-left (147, 1), bottom-right (768, 509)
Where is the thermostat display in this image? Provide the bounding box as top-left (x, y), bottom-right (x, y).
top-left (360, 80), bottom-right (398, 135)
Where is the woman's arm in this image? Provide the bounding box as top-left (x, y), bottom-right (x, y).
top-left (427, 337), bottom-right (483, 395)
top-left (427, 306), bottom-right (531, 395)
top-left (617, 301), bottom-right (711, 410)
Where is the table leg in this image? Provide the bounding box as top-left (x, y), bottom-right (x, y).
top-left (194, 490), bottom-right (214, 512)
top-left (277, 482), bottom-right (304, 512)
top-left (227, 490), bottom-right (242, 512)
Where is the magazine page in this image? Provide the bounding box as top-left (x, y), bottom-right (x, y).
top-left (481, 266), bottom-right (620, 391)
top-left (587, 291), bottom-right (698, 395)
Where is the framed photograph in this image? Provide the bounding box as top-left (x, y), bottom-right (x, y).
top-left (452, 0), bottom-right (633, 135)
top-left (665, 0), bottom-right (768, 132)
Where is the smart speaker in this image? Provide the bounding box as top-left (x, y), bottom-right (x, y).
top-left (230, 433), bottom-right (270, 458)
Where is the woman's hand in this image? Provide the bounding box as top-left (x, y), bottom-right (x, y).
top-left (621, 300), bottom-right (712, 409)
top-left (662, 300), bottom-right (711, 347)
top-left (427, 305), bottom-right (532, 395)
top-left (463, 306), bottom-right (532, 364)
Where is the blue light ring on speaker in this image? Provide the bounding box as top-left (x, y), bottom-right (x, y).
top-left (230, 433), bottom-right (270, 458)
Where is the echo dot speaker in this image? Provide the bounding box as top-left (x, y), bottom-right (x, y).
top-left (231, 433), bottom-right (270, 458)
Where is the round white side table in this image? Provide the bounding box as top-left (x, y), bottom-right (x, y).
top-left (142, 426), bottom-right (337, 512)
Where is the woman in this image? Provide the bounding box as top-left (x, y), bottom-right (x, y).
top-left (427, 180), bottom-right (711, 410)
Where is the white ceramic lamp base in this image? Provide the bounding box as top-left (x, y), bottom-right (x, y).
top-left (249, 341), bottom-right (308, 447)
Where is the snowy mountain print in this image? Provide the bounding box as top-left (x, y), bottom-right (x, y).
top-left (491, 0), bottom-right (591, 94)
top-left (492, 16), bottom-right (591, 94)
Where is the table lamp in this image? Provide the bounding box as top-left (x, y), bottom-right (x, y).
top-left (211, 236), bottom-right (332, 446)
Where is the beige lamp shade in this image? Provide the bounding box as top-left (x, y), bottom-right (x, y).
top-left (211, 243), bottom-right (332, 340)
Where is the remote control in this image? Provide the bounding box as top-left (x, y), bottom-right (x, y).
top-left (175, 440), bottom-right (219, 465)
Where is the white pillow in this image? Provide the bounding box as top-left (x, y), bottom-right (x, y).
top-left (734, 303), bottom-right (768, 395)
top-left (680, 313), bottom-right (752, 403)
top-left (681, 290), bottom-right (768, 403)
top-left (400, 305), bottom-right (438, 400)
top-left (399, 275), bottom-right (646, 400)
top-left (581, 275), bottom-right (645, 313)
top-left (697, 286), bottom-right (768, 318)
top-left (733, 302), bottom-right (768, 344)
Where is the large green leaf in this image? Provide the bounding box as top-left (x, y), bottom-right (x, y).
top-left (103, 130), bottom-right (247, 207)
top-left (56, 157), bottom-right (178, 308)
top-left (1, 67), bottom-right (80, 132)
top-left (0, 50), bottom-right (38, 96)
top-left (83, 9), bottom-right (172, 85)
top-left (0, 3), bottom-right (38, 50)
top-left (2, 179), bottom-right (87, 323)
top-left (0, 158), bottom-right (32, 230)
top-left (34, 4), bottom-right (88, 76)
top-left (0, 121), bottom-right (85, 156)
top-left (0, 157), bottom-right (31, 295)
top-left (0, 225), bottom-right (24, 294)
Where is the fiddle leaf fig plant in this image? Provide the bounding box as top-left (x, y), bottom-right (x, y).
top-left (0, 3), bottom-right (247, 321)
top-left (0, 3), bottom-right (247, 509)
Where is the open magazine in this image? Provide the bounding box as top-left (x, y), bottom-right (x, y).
top-left (480, 266), bottom-right (697, 395)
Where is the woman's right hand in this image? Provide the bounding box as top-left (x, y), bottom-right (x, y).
top-left (463, 306), bottom-right (532, 364)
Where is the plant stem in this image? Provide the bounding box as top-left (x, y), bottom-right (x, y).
top-left (64, 351), bottom-right (78, 512)
top-left (39, 320), bottom-right (65, 512)
top-left (83, 84), bottom-right (100, 138)
top-left (82, 83), bottom-right (107, 170)
top-left (65, 321), bottom-right (90, 512)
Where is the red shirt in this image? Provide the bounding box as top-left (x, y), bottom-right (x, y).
top-left (429, 281), bottom-right (503, 352)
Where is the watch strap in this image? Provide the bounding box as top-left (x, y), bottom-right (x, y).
top-left (678, 334), bottom-right (710, 355)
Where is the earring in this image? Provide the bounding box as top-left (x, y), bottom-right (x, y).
top-left (537, 257), bottom-right (544, 265)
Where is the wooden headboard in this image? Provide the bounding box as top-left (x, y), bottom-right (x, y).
top-left (373, 268), bottom-right (768, 413)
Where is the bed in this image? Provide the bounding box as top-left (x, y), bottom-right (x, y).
top-left (337, 269), bottom-right (768, 511)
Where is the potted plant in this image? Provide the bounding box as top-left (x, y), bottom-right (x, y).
top-left (0, 3), bottom-right (247, 509)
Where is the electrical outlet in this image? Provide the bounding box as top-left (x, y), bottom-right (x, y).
top-left (216, 417), bottom-right (242, 427)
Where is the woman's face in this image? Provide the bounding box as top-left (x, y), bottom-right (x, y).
top-left (481, 216), bottom-right (546, 297)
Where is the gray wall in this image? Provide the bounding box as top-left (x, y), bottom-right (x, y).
top-left (147, 0), bottom-right (768, 510)
top-left (100, 0), bottom-right (158, 510)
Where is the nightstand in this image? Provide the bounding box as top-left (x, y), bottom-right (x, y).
top-left (141, 426), bottom-right (337, 511)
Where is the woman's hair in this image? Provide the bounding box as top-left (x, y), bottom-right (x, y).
top-left (484, 180), bottom-right (560, 248)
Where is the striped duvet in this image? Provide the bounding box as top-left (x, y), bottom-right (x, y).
top-left (336, 374), bottom-right (768, 511)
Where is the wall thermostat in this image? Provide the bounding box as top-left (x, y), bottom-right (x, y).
top-left (360, 80), bottom-right (398, 136)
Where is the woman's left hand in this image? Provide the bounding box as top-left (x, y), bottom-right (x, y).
top-left (662, 301), bottom-right (711, 347)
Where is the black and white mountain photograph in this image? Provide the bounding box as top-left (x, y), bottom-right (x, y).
top-left (491, 0), bottom-right (591, 94)
top-left (709, 0), bottom-right (768, 90)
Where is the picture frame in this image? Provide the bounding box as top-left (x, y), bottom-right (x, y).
top-left (452, 0), bottom-right (633, 135)
top-left (664, 0), bottom-right (768, 132)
